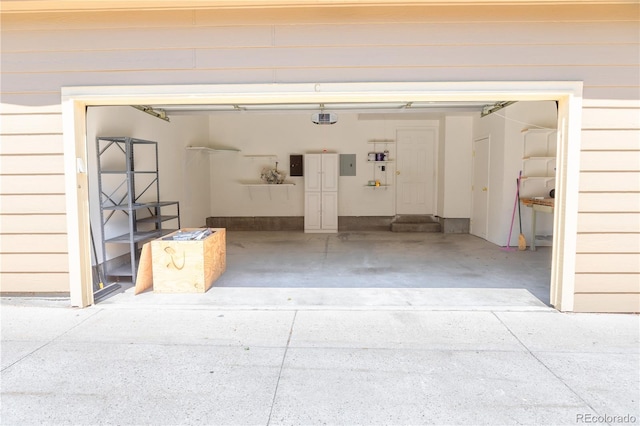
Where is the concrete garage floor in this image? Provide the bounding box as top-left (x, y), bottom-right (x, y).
top-left (101, 231), bottom-right (553, 309)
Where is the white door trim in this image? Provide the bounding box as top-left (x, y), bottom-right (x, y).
top-left (62, 81), bottom-right (582, 310)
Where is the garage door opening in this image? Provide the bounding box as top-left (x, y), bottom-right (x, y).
top-left (62, 82), bottom-right (582, 310)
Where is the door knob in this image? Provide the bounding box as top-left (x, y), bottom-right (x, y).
top-left (396, 171), bottom-right (401, 175)
top-left (482, 187), bottom-right (488, 192)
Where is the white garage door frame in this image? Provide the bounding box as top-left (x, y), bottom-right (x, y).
top-left (61, 81), bottom-right (583, 310)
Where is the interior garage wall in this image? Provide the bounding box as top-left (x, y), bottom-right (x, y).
top-left (0, 4), bottom-right (638, 311)
top-left (85, 106), bottom-right (210, 263)
top-left (440, 116), bottom-right (474, 219)
top-left (475, 101), bottom-right (558, 247)
top-left (207, 112), bottom-right (448, 217)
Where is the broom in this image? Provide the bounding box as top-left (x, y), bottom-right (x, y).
top-left (517, 172), bottom-right (527, 251)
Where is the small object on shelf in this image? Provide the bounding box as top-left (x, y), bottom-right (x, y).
top-left (368, 152), bottom-right (376, 161)
top-left (260, 161), bottom-right (287, 184)
top-left (549, 189), bottom-right (555, 198)
top-left (368, 180), bottom-right (376, 186)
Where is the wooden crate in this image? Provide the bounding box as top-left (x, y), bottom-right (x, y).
top-left (151, 228), bottom-right (226, 293)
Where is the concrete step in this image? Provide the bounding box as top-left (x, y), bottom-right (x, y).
top-left (392, 215), bottom-right (438, 224)
top-left (391, 222), bottom-right (442, 233)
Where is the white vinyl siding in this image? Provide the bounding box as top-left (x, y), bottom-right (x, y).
top-left (0, 105), bottom-right (67, 292)
top-left (574, 101), bottom-right (640, 312)
top-left (1, 3), bottom-right (638, 310)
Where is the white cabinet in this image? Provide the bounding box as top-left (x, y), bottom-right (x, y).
top-left (304, 191), bottom-right (338, 231)
top-left (304, 153), bottom-right (338, 233)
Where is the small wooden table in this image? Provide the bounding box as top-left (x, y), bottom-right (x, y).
top-left (521, 198), bottom-right (554, 251)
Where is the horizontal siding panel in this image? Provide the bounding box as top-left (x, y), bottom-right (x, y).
top-left (1, 155), bottom-right (64, 175)
top-left (577, 213), bottom-right (640, 233)
top-left (575, 273), bottom-right (640, 293)
top-left (1, 10), bottom-right (196, 31)
top-left (1, 253), bottom-right (69, 273)
top-left (580, 151), bottom-right (640, 172)
top-left (575, 253), bottom-right (640, 274)
top-left (583, 99), bottom-right (640, 108)
top-left (0, 93), bottom-right (65, 107)
top-left (0, 273), bottom-right (70, 293)
top-left (573, 293), bottom-right (640, 313)
top-left (3, 66), bottom-right (640, 94)
top-left (0, 214), bottom-right (67, 233)
top-left (578, 192), bottom-right (640, 213)
top-left (0, 104), bottom-right (62, 114)
top-left (583, 87), bottom-right (640, 101)
top-left (0, 195), bottom-right (67, 214)
top-left (196, 5), bottom-right (640, 25)
top-left (5, 5), bottom-right (633, 30)
top-left (0, 134), bottom-right (64, 155)
top-left (3, 26), bottom-right (274, 52)
top-left (2, 50), bottom-right (195, 73)
top-left (1, 69), bottom-right (278, 93)
top-left (4, 22), bottom-right (638, 53)
top-left (1, 234), bottom-right (68, 253)
top-left (5, 45), bottom-right (636, 74)
top-left (582, 107), bottom-right (640, 130)
top-left (576, 233), bottom-right (640, 253)
top-left (0, 175), bottom-right (66, 194)
top-left (195, 45), bottom-right (638, 69)
top-left (0, 114), bottom-right (62, 135)
top-left (579, 172), bottom-right (640, 192)
top-left (4, 69), bottom-right (640, 96)
top-left (581, 130), bottom-right (640, 151)
top-left (274, 67), bottom-right (639, 88)
top-left (274, 22), bottom-right (639, 47)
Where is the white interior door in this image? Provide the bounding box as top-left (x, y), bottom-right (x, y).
top-left (471, 136), bottom-right (490, 239)
top-left (396, 128), bottom-right (436, 215)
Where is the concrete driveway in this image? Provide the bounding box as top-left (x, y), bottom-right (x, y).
top-left (1, 297), bottom-right (638, 425)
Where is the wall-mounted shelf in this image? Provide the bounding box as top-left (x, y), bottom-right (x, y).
top-left (366, 140), bottom-right (393, 189)
top-left (522, 156), bottom-right (555, 160)
top-left (240, 183), bottom-right (296, 187)
top-left (363, 185), bottom-right (391, 190)
top-left (244, 154), bottom-right (277, 158)
top-left (522, 129), bottom-right (557, 198)
top-left (186, 146), bottom-right (240, 153)
top-left (239, 182), bottom-right (295, 200)
top-left (520, 176), bottom-right (555, 187)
